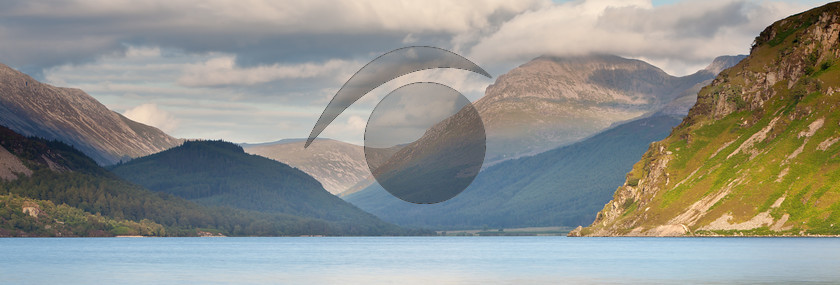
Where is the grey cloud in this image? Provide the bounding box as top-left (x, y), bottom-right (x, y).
top-left (0, 0), bottom-right (542, 73)
top-left (598, 1), bottom-right (750, 39)
top-left (469, 0), bottom-right (829, 76)
top-left (6, 0), bottom-right (833, 144)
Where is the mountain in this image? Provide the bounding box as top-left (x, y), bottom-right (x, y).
top-left (342, 54), bottom-right (743, 229)
top-left (476, 54), bottom-right (738, 164)
top-left (574, 2), bottom-right (840, 237)
top-left (656, 55), bottom-right (747, 116)
top-left (242, 139), bottom-right (371, 195)
top-left (0, 124), bottom-right (384, 237)
top-left (0, 63), bottom-right (181, 165)
top-left (345, 115), bottom-right (682, 229)
top-left (245, 55), bottom-right (743, 200)
top-left (109, 140), bottom-right (417, 235)
top-left (0, 124), bottom-right (167, 237)
top-left (247, 56), bottom-right (743, 201)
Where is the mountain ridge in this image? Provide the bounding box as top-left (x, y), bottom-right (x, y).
top-left (243, 138), bottom-right (370, 195)
top-left (574, 2), bottom-right (840, 237)
top-left (476, 53), bottom-right (742, 163)
top-left (345, 114), bottom-right (682, 229)
top-left (0, 124), bottom-right (375, 236)
top-left (0, 63), bottom-right (181, 165)
top-left (342, 54), bottom-right (743, 229)
top-left (111, 140), bottom-right (417, 235)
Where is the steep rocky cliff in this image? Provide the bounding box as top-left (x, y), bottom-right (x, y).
top-left (574, 2), bottom-right (840, 236)
top-left (0, 63), bottom-right (181, 165)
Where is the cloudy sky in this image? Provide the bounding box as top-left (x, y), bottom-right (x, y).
top-left (0, 0), bottom-right (832, 144)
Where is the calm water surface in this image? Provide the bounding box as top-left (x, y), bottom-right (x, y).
top-left (2, 236), bottom-right (839, 284)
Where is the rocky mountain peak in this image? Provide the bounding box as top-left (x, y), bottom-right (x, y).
top-left (479, 54), bottom-right (671, 107)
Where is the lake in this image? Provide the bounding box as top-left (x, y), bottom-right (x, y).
top-left (2, 236), bottom-right (839, 284)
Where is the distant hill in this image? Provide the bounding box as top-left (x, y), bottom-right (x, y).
top-left (345, 115), bottom-right (682, 229)
top-left (476, 54), bottom-right (742, 164)
top-left (0, 124), bottom-right (387, 237)
top-left (0, 63), bottom-right (181, 165)
top-left (110, 140), bottom-right (414, 234)
top-left (243, 139), bottom-right (371, 195)
top-left (576, 2), bottom-right (840, 236)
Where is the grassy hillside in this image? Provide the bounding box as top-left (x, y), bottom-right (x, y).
top-left (576, 2), bottom-right (840, 236)
top-left (110, 140), bottom-right (421, 235)
top-left (345, 115), bottom-right (682, 229)
top-left (0, 125), bottom-right (401, 236)
top-left (0, 193), bottom-right (166, 237)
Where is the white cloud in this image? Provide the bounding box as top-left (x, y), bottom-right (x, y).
top-left (178, 56), bottom-right (358, 87)
top-left (467, 0), bottom-right (829, 75)
top-left (370, 85), bottom-right (460, 128)
top-left (123, 103), bottom-right (180, 133)
top-left (0, 0), bottom-right (545, 69)
top-left (402, 34), bottom-right (419, 44)
top-left (18, 0), bottom-right (837, 145)
top-left (40, 45), bottom-right (370, 143)
top-left (321, 114), bottom-right (368, 145)
top-left (363, 83), bottom-right (468, 147)
top-left (5, 0), bottom-right (544, 34)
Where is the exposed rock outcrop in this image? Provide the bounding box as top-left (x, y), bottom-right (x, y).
top-left (577, 2), bottom-right (840, 237)
top-left (0, 145), bottom-right (31, 180)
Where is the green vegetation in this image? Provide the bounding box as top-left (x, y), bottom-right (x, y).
top-left (0, 193), bottom-right (165, 237)
top-left (0, 125), bottom-right (421, 236)
top-left (759, 6), bottom-right (821, 47)
top-left (694, 227), bottom-right (797, 236)
top-left (0, 126), bottom-right (261, 236)
top-left (109, 140), bottom-right (424, 236)
top-left (438, 226), bottom-right (573, 236)
top-left (346, 115), bottom-right (683, 229)
top-left (582, 2), bottom-right (840, 236)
